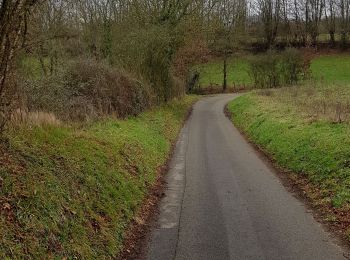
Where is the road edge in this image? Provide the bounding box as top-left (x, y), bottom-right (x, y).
top-left (224, 103), bottom-right (350, 256)
top-left (117, 99), bottom-right (198, 260)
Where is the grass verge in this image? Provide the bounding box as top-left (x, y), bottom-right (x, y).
top-left (227, 91), bottom-right (350, 240)
top-left (0, 96), bottom-right (198, 258)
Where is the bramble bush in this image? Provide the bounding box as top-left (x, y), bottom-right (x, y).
top-left (19, 59), bottom-right (152, 122)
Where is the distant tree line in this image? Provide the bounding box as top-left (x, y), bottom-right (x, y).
top-left (248, 0), bottom-right (350, 48)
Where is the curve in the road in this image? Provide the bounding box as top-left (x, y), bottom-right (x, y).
top-left (147, 94), bottom-right (346, 260)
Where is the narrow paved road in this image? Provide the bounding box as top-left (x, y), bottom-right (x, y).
top-left (146, 94), bottom-right (346, 260)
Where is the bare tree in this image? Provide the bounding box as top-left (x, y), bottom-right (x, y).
top-left (0, 0), bottom-right (40, 132)
top-left (210, 0), bottom-right (247, 91)
top-left (339, 0), bottom-right (350, 48)
top-left (324, 0), bottom-right (336, 46)
top-left (255, 0), bottom-right (281, 48)
top-left (305, 0), bottom-right (324, 46)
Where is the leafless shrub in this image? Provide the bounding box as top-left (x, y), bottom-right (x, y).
top-left (19, 59), bottom-right (153, 121)
top-left (248, 48), bottom-right (308, 89)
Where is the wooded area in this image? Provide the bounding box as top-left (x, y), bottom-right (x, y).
top-left (1, 0), bottom-right (350, 130)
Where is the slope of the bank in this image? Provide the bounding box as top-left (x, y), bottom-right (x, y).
top-left (228, 93), bottom-right (350, 239)
top-left (0, 96), bottom-right (198, 258)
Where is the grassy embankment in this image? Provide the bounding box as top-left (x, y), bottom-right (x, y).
top-left (0, 96), bottom-right (198, 258)
top-left (228, 82), bottom-right (350, 239)
top-left (228, 90), bottom-right (350, 206)
top-left (227, 54), bottom-right (350, 238)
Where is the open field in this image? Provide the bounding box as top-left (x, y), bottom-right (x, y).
top-left (0, 96), bottom-right (197, 259)
top-left (195, 57), bottom-right (251, 88)
top-left (317, 33), bottom-right (343, 42)
top-left (197, 53), bottom-right (350, 88)
top-left (228, 88), bottom-right (350, 233)
top-left (311, 54), bottom-right (350, 84)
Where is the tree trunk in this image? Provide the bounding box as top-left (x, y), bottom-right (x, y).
top-left (0, 0), bottom-right (40, 133)
top-left (341, 32), bottom-right (348, 49)
top-left (223, 55), bottom-right (227, 92)
top-left (329, 31), bottom-right (335, 47)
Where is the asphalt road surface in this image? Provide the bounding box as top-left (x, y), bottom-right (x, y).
top-left (146, 94), bottom-right (346, 260)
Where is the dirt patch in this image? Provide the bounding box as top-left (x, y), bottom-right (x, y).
top-left (225, 105), bottom-right (350, 255)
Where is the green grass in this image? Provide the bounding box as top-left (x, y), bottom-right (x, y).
top-left (0, 96), bottom-right (198, 259)
top-left (195, 57), bottom-right (251, 87)
top-left (311, 54), bottom-right (350, 84)
top-left (228, 93), bottom-right (350, 208)
top-left (196, 53), bottom-right (350, 88)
